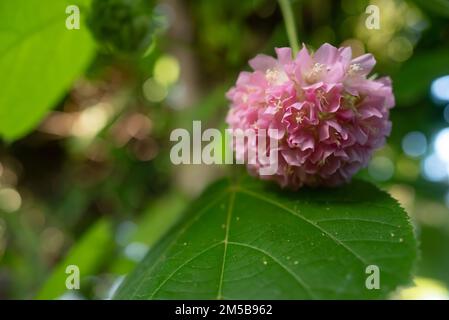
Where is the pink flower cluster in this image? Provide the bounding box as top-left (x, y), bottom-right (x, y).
top-left (226, 43), bottom-right (395, 188)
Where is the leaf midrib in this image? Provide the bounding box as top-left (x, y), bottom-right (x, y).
top-left (216, 191), bottom-right (235, 299)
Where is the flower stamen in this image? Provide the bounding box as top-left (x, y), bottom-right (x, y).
top-left (347, 63), bottom-right (363, 76)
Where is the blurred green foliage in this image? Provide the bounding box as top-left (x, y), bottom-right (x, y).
top-left (37, 218), bottom-right (114, 299)
top-left (88, 0), bottom-right (160, 55)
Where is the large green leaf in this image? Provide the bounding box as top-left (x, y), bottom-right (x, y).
top-left (115, 176), bottom-right (417, 299)
top-left (0, 0), bottom-right (95, 141)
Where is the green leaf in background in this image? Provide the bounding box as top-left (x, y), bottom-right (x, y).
top-left (394, 49), bottom-right (449, 106)
top-left (0, 0), bottom-right (95, 141)
top-left (131, 193), bottom-right (187, 246)
top-left (108, 193), bottom-right (188, 275)
top-left (115, 176), bottom-right (417, 299)
top-left (36, 218), bottom-right (114, 300)
top-left (412, 0), bottom-right (449, 18)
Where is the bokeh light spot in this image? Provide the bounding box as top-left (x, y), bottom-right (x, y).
top-left (124, 242), bottom-right (149, 262)
top-left (71, 103), bottom-right (110, 139)
top-left (402, 131), bottom-right (427, 158)
top-left (0, 188), bottom-right (22, 213)
top-left (340, 39), bottom-right (365, 57)
top-left (368, 156), bottom-right (395, 181)
top-left (398, 277), bottom-right (449, 300)
top-left (434, 128), bottom-right (449, 162)
top-left (387, 36), bottom-right (413, 62)
top-left (431, 76), bottom-right (449, 104)
top-left (422, 154), bottom-right (447, 182)
top-left (143, 78), bottom-right (168, 102)
top-left (154, 55), bottom-right (180, 86)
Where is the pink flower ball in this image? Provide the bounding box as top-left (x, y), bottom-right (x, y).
top-left (226, 43), bottom-right (395, 189)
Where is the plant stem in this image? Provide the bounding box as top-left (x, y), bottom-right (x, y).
top-left (278, 0), bottom-right (299, 55)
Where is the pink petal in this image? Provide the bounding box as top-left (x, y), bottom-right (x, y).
top-left (249, 54), bottom-right (278, 71)
top-left (338, 46), bottom-right (352, 66)
top-left (313, 43), bottom-right (339, 65)
top-left (275, 47), bottom-right (293, 65)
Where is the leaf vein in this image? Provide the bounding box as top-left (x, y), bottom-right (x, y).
top-left (149, 242), bottom-right (224, 299)
top-left (227, 241), bottom-right (317, 299)
top-left (217, 191), bottom-right (235, 299)
top-left (236, 187), bottom-right (369, 266)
